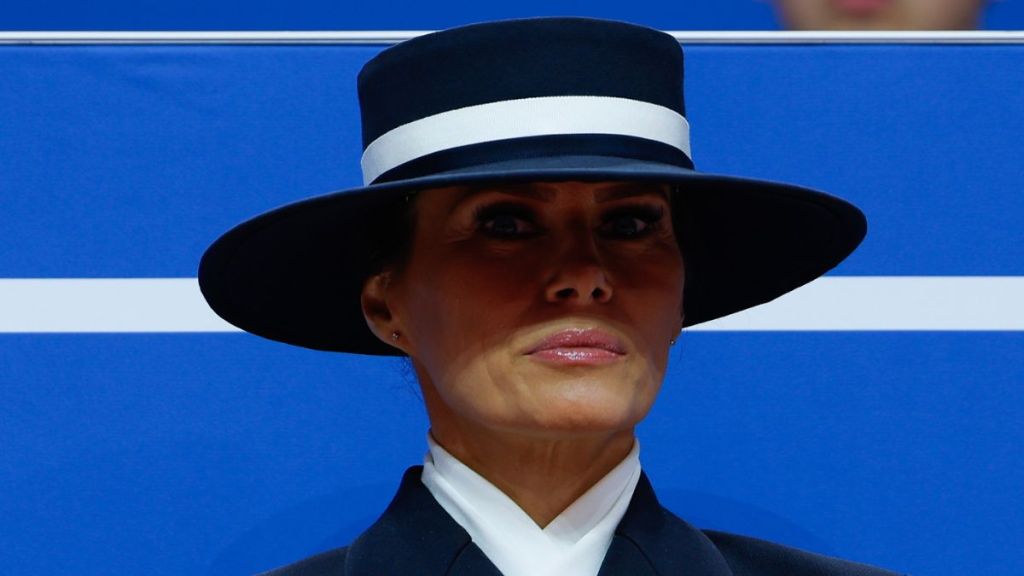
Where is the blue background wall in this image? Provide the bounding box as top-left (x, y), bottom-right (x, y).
top-left (1, 40), bottom-right (1022, 576)
top-left (2, 0), bottom-right (1024, 30)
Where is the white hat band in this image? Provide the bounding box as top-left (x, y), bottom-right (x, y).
top-left (360, 95), bottom-right (691, 185)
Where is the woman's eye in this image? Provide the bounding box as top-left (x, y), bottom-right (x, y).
top-left (600, 207), bottom-right (664, 238)
top-left (484, 214), bottom-right (526, 236)
top-left (605, 216), bottom-right (649, 237)
top-left (476, 207), bottom-right (538, 238)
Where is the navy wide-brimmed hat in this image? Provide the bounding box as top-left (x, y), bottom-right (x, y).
top-left (199, 17), bottom-right (866, 355)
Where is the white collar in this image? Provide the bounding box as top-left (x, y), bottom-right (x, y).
top-left (421, 434), bottom-right (641, 576)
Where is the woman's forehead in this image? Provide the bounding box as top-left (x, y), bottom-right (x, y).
top-left (432, 181), bottom-right (672, 207)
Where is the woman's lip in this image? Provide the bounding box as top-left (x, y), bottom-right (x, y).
top-left (525, 328), bottom-right (627, 356)
top-left (528, 347), bottom-right (624, 365)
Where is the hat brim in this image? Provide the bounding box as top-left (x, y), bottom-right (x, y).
top-left (199, 155), bottom-right (866, 355)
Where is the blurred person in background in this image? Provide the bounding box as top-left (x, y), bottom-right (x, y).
top-left (771, 0), bottom-right (992, 29)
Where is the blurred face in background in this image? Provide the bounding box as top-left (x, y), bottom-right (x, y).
top-left (772, 0), bottom-right (989, 30)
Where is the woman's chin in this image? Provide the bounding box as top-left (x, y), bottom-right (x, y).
top-left (506, 393), bottom-right (652, 436)
top-left (497, 363), bottom-right (659, 431)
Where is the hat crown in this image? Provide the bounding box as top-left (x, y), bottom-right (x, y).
top-left (357, 18), bottom-right (687, 149)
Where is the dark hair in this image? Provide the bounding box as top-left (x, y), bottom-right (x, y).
top-left (364, 191), bottom-right (420, 277)
top-left (671, 186), bottom-right (700, 325)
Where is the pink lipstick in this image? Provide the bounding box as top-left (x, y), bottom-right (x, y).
top-left (525, 328), bottom-right (626, 366)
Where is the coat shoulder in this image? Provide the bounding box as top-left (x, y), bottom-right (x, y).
top-left (257, 546), bottom-right (348, 576)
top-left (703, 529), bottom-right (904, 576)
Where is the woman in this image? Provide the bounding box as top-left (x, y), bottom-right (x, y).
top-left (200, 17), bottom-right (901, 576)
top-left (770, 0), bottom-right (990, 30)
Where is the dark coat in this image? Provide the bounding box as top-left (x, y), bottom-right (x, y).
top-left (263, 467), bottom-right (903, 576)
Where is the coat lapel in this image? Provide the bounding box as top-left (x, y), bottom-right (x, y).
top-left (445, 544), bottom-right (504, 576)
top-left (598, 473), bottom-right (735, 576)
top-left (347, 467), bottom-right (732, 576)
top-left (344, 467), bottom-right (502, 576)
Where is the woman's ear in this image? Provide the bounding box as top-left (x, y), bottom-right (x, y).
top-left (360, 271), bottom-right (406, 352)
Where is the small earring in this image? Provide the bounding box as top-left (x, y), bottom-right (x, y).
top-left (670, 328), bottom-right (682, 346)
top-left (391, 331), bottom-right (400, 342)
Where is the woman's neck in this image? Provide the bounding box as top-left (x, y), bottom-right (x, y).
top-left (427, 423), bottom-right (636, 527)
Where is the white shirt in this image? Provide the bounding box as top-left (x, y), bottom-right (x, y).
top-left (420, 435), bottom-right (642, 576)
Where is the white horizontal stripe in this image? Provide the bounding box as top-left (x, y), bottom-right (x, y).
top-left (360, 96), bottom-right (691, 185)
top-left (0, 278), bottom-right (237, 333)
top-left (3, 31), bottom-right (1024, 45)
top-left (693, 276), bottom-right (1024, 331)
top-left (0, 277), bottom-right (1021, 333)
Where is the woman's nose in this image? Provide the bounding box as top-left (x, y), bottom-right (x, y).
top-left (544, 236), bottom-right (613, 305)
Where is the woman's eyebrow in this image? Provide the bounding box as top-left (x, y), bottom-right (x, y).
top-left (446, 183), bottom-right (666, 215)
top-left (594, 185), bottom-right (670, 203)
top-left (449, 185), bottom-right (555, 213)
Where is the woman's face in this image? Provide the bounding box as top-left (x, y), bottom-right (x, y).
top-left (364, 181), bottom-right (684, 438)
top-left (772, 0), bottom-right (988, 30)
